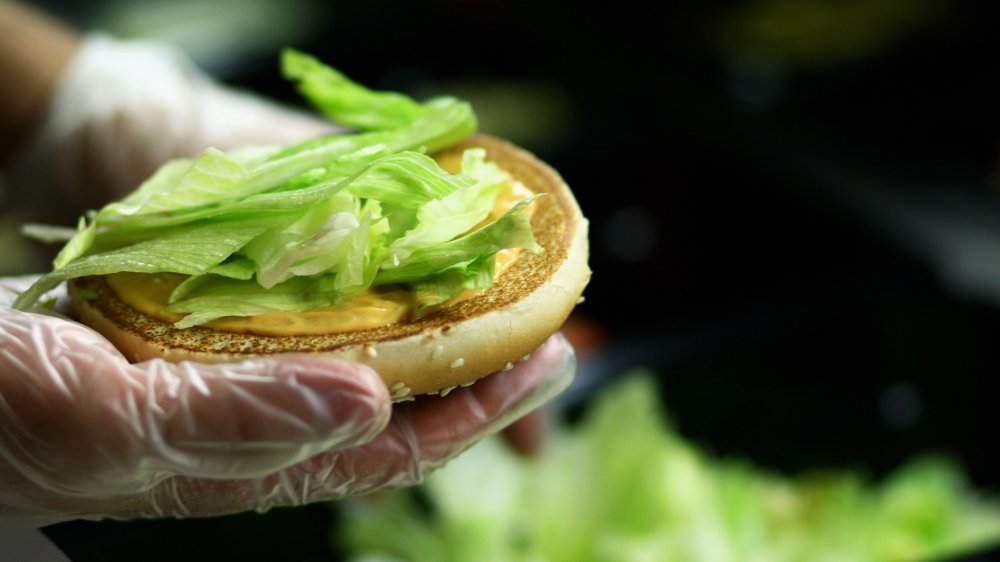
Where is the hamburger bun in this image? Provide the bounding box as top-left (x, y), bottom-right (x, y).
top-left (68, 135), bottom-right (591, 399)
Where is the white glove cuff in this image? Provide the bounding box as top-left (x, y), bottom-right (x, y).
top-left (5, 34), bottom-right (332, 221)
top-left (6, 34), bottom-right (209, 215)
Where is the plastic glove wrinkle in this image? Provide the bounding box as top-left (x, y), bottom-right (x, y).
top-left (125, 335), bottom-right (576, 519)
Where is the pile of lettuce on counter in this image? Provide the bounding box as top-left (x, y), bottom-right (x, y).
top-left (336, 372), bottom-right (1000, 562)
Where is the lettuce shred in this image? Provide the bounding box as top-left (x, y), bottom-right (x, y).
top-left (13, 50), bottom-right (540, 325)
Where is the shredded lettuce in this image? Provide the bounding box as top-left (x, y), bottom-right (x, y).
top-left (376, 197), bottom-right (542, 285)
top-left (14, 218), bottom-right (279, 313)
top-left (13, 49), bottom-right (541, 325)
top-left (52, 217), bottom-right (96, 268)
top-left (283, 50), bottom-right (431, 131)
top-left (336, 373), bottom-right (1000, 562)
top-left (95, 148), bottom-right (250, 220)
top-left (165, 276), bottom-right (342, 329)
top-left (387, 149), bottom-right (510, 265)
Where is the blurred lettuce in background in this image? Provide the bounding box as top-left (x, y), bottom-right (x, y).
top-left (336, 372), bottom-right (1000, 562)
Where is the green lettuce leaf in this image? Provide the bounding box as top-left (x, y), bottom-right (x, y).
top-left (13, 51), bottom-right (535, 328)
top-left (165, 275), bottom-right (341, 328)
top-left (291, 201), bottom-right (385, 296)
top-left (95, 148), bottom-right (248, 220)
top-left (409, 254), bottom-right (496, 313)
top-left (376, 196), bottom-right (543, 285)
top-left (242, 191), bottom-right (360, 289)
top-left (283, 49), bottom-right (430, 131)
top-left (336, 373), bottom-right (1000, 562)
top-left (387, 148), bottom-right (510, 265)
top-left (52, 217), bottom-right (96, 269)
top-left (343, 151), bottom-right (474, 206)
top-left (12, 218), bottom-right (275, 311)
top-left (168, 257), bottom-right (257, 304)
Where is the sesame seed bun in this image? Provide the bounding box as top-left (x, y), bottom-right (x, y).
top-left (68, 135), bottom-right (591, 399)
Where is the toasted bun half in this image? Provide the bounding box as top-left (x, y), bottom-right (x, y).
top-left (69, 135), bottom-right (591, 398)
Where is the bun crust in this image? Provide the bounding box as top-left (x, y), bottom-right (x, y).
top-left (69, 135), bottom-right (591, 398)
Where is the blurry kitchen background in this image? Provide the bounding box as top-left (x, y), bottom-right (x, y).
top-left (5, 0), bottom-right (1000, 559)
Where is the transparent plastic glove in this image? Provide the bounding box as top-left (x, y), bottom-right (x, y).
top-left (4, 33), bottom-right (337, 220)
top-left (0, 278), bottom-right (575, 528)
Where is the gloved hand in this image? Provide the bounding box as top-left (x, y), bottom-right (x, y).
top-left (0, 33), bottom-right (576, 528)
top-left (4, 34), bottom-right (337, 222)
top-left (0, 278), bottom-right (575, 528)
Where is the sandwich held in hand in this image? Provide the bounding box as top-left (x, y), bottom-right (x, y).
top-left (13, 50), bottom-right (591, 399)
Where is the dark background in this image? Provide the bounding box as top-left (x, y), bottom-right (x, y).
top-left (15, 0), bottom-right (1000, 559)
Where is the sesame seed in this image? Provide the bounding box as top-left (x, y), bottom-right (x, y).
top-left (439, 385), bottom-right (457, 397)
top-left (450, 358), bottom-right (465, 369)
top-left (365, 345), bottom-right (378, 358)
top-left (502, 362), bottom-right (514, 371)
top-left (390, 383), bottom-right (412, 400)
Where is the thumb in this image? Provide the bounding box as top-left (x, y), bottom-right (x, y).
top-left (127, 355), bottom-right (392, 482)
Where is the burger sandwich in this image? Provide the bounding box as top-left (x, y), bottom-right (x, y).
top-left (13, 50), bottom-right (590, 400)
